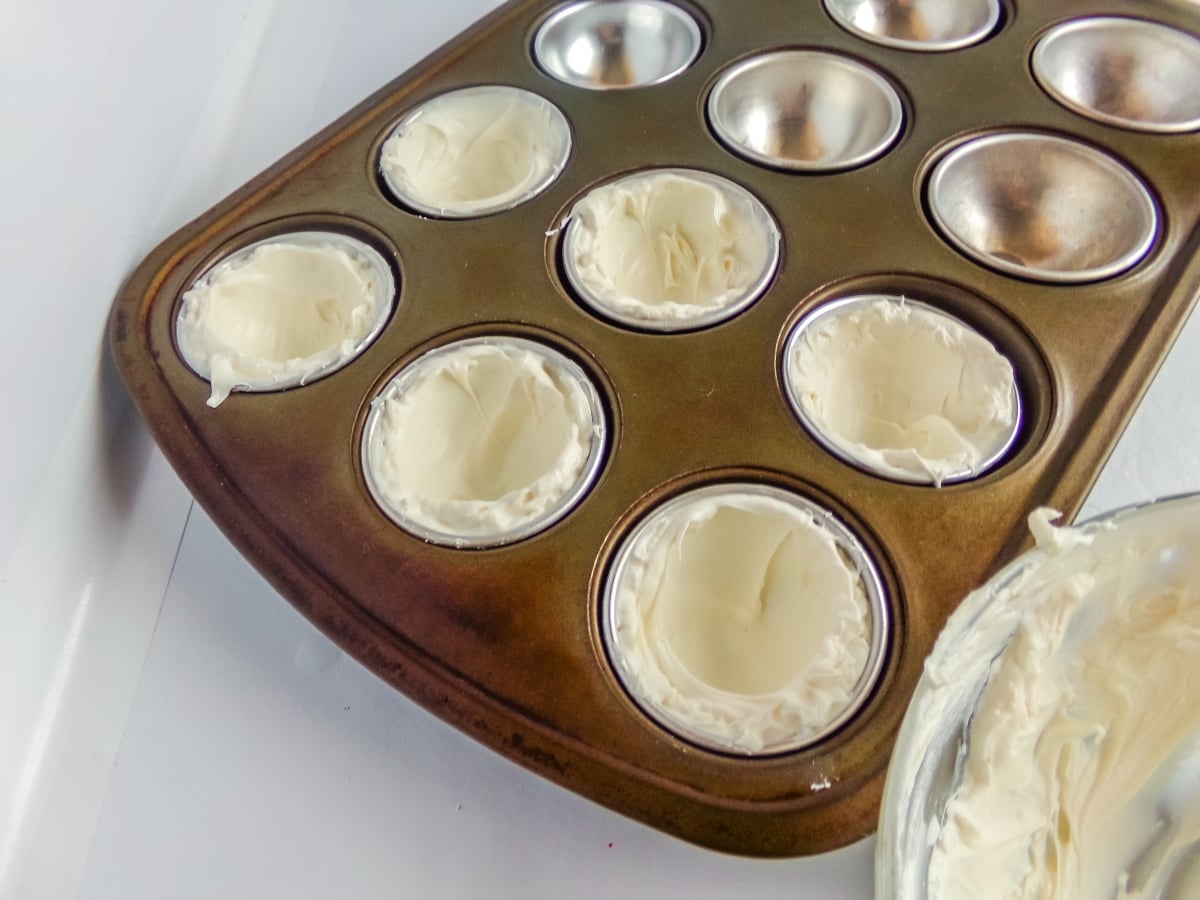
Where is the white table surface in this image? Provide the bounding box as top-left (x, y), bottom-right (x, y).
top-left (2, 2), bottom-right (1198, 897)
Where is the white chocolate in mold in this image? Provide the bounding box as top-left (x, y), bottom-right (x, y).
top-left (379, 85), bottom-right (571, 218)
top-left (363, 338), bottom-right (605, 546)
top-left (563, 169), bottom-right (780, 330)
top-left (605, 485), bottom-right (883, 755)
top-left (785, 297), bottom-right (1018, 485)
top-left (176, 233), bottom-right (393, 407)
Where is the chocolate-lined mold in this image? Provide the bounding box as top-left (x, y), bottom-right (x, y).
top-left (532, 0), bottom-right (703, 90)
top-left (560, 168), bottom-right (781, 332)
top-left (377, 85), bottom-right (572, 218)
top-left (361, 335), bottom-right (607, 548)
top-left (601, 481), bottom-right (889, 756)
top-left (823, 0), bottom-right (1001, 52)
top-left (782, 295), bottom-right (1022, 486)
top-left (706, 50), bottom-right (904, 172)
top-left (174, 230), bottom-right (396, 408)
top-left (925, 131), bottom-right (1160, 283)
top-left (1032, 17), bottom-right (1200, 134)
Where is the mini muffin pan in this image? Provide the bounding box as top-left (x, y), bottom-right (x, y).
top-left (109, 0), bottom-right (1200, 857)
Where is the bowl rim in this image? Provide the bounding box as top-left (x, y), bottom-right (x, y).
top-left (875, 491), bottom-right (1200, 897)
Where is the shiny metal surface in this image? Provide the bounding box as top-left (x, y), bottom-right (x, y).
top-left (1033, 17), bottom-right (1200, 133)
top-left (601, 481), bottom-right (889, 756)
top-left (781, 295), bottom-right (1023, 485)
top-left (533, 0), bottom-right (702, 89)
top-left (823, 0), bottom-right (1000, 51)
top-left (706, 50), bottom-right (903, 172)
top-left (926, 132), bottom-right (1159, 283)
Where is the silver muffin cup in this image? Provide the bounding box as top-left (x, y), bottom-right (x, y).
top-left (782, 295), bottom-right (1022, 486)
top-left (378, 86), bottom-right (572, 219)
top-left (361, 336), bottom-right (608, 548)
top-left (175, 230), bottom-right (396, 405)
top-left (823, 0), bottom-right (1001, 52)
top-left (1032, 17), bottom-right (1200, 134)
top-left (602, 482), bottom-right (889, 755)
top-left (561, 167), bottom-right (781, 332)
top-left (533, 0), bottom-right (703, 90)
top-left (707, 50), bottom-right (904, 172)
top-left (926, 131), bottom-right (1159, 283)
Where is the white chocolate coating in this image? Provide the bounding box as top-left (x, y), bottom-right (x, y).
top-left (564, 169), bottom-right (779, 329)
top-left (606, 486), bottom-right (879, 754)
top-left (364, 339), bottom-right (603, 546)
top-left (786, 297), bottom-right (1018, 484)
top-left (176, 235), bottom-right (392, 407)
top-left (881, 501), bottom-right (1200, 899)
top-left (379, 86), bottom-right (571, 217)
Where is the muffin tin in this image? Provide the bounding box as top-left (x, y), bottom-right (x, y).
top-left (109, 0), bottom-right (1200, 857)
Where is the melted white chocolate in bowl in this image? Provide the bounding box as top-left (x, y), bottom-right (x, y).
top-left (378, 85), bottom-right (572, 218)
top-left (603, 484), bottom-right (887, 754)
top-left (784, 296), bottom-right (1019, 485)
top-left (563, 169), bottom-right (781, 331)
top-left (362, 337), bottom-right (606, 547)
top-left (878, 498), bottom-right (1200, 899)
top-left (176, 233), bottom-right (394, 407)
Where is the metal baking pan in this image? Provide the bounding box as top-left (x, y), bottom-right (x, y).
top-left (109, 0), bottom-right (1200, 856)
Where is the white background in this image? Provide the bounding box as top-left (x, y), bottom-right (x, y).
top-left (1, 1), bottom-right (1198, 897)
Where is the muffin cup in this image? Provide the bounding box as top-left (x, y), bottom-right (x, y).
top-left (561, 168), bottom-right (781, 331)
top-left (707, 50), bottom-right (904, 172)
top-left (362, 336), bottom-right (607, 548)
top-left (1032, 16), bottom-right (1200, 133)
top-left (533, 0), bottom-right (704, 90)
top-left (175, 230), bottom-right (395, 407)
top-left (782, 294), bottom-right (1022, 485)
top-left (823, 0), bottom-right (1001, 51)
top-left (602, 482), bottom-right (889, 755)
top-left (378, 85), bottom-right (572, 218)
top-left (925, 131), bottom-right (1159, 283)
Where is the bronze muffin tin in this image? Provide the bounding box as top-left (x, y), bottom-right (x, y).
top-left (109, 0), bottom-right (1200, 857)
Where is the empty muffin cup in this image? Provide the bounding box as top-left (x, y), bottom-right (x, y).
top-left (602, 482), bottom-right (888, 755)
top-left (362, 336), bottom-right (607, 548)
top-left (562, 168), bottom-right (780, 331)
top-left (926, 132), bottom-right (1159, 283)
top-left (783, 295), bottom-right (1020, 485)
top-left (175, 231), bottom-right (395, 408)
top-left (533, 0), bottom-right (703, 90)
top-left (378, 86), bottom-right (572, 218)
top-left (1032, 17), bottom-right (1200, 134)
top-left (707, 50), bottom-right (903, 172)
top-left (823, 0), bottom-right (1000, 51)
